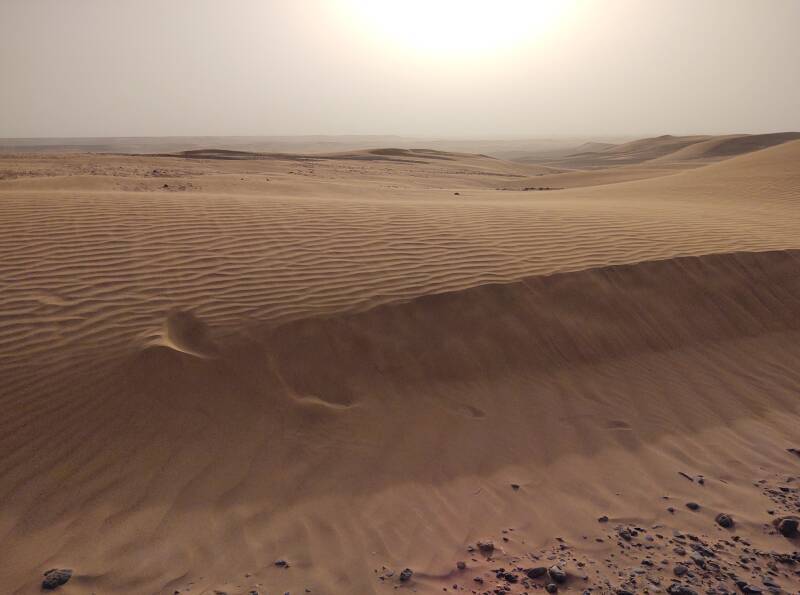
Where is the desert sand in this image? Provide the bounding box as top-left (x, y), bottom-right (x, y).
top-left (1, 134), bottom-right (799, 594)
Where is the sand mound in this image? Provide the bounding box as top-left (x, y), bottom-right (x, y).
top-left (150, 309), bottom-right (220, 358)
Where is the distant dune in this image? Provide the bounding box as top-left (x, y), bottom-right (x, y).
top-left (521, 132), bottom-right (800, 170)
top-left (1, 137), bottom-right (799, 594)
top-left (651, 131), bottom-right (800, 162)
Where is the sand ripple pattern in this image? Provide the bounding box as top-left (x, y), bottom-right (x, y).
top-left (1, 140), bottom-right (800, 414)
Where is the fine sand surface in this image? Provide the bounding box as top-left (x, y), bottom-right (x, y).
top-left (1, 138), bottom-right (799, 594)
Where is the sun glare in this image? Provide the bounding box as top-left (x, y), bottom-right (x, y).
top-left (343, 0), bottom-right (572, 56)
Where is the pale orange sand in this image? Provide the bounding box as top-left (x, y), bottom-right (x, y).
top-left (1, 138), bottom-right (799, 594)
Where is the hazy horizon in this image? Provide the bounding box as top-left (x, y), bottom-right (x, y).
top-left (2, 0), bottom-right (799, 139)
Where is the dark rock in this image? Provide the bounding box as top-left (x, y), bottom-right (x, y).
top-left (526, 566), bottom-right (548, 579)
top-left (772, 552), bottom-right (795, 565)
top-left (598, 515), bottom-right (609, 523)
top-left (686, 502), bottom-right (701, 511)
top-left (546, 583), bottom-right (558, 593)
top-left (477, 540), bottom-right (495, 554)
top-left (674, 564), bottom-right (689, 576)
top-left (736, 582), bottom-right (763, 594)
top-left (275, 559), bottom-right (289, 568)
top-left (548, 565), bottom-right (567, 583)
top-left (617, 590), bottom-right (635, 595)
top-left (42, 569), bottom-right (72, 590)
top-left (456, 561), bottom-right (466, 570)
top-left (775, 516), bottom-right (799, 537)
top-left (498, 571), bottom-right (518, 583)
top-left (691, 544), bottom-right (715, 558)
top-left (399, 568), bottom-right (413, 582)
top-left (715, 513), bottom-right (734, 528)
top-left (618, 528), bottom-right (633, 541)
top-left (667, 583), bottom-right (698, 595)
top-left (511, 483), bottom-right (520, 490)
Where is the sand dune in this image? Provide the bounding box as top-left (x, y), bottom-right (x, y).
top-left (503, 133), bottom-right (800, 190)
top-left (527, 132), bottom-right (800, 172)
top-left (1, 138), bottom-right (799, 594)
top-left (651, 132), bottom-right (800, 163)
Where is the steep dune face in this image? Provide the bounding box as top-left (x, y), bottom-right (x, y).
top-left (1, 142), bottom-right (800, 594)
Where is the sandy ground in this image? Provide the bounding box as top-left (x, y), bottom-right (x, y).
top-left (1, 137), bottom-right (799, 594)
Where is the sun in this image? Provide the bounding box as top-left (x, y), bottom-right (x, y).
top-left (343, 0), bottom-right (572, 56)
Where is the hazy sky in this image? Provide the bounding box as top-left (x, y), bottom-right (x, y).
top-left (1, 0), bottom-right (798, 138)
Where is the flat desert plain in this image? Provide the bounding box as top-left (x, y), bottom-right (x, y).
top-left (1, 134), bottom-right (799, 594)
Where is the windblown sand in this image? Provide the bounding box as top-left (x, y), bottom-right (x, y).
top-left (1, 139), bottom-right (799, 594)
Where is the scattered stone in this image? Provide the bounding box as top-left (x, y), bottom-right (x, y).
top-left (598, 515), bottom-right (609, 523)
top-left (456, 561), bottom-right (466, 570)
top-left (668, 584), bottom-right (698, 595)
top-left (511, 483), bottom-right (520, 490)
top-left (689, 552), bottom-right (706, 568)
top-left (546, 582), bottom-right (558, 593)
top-left (775, 516), bottom-right (799, 537)
top-left (686, 502), bottom-right (701, 511)
top-left (275, 559), bottom-right (289, 568)
top-left (477, 540), bottom-right (495, 554)
top-left (526, 566), bottom-right (548, 579)
top-left (42, 569), bottom-right (72, 590)
top-left (715, 512), bottom-right (734, 528)
top-left (497, 570), bottom-right (518, 583)
top-left (548, 565), bottom-right (567, 583)
top-left (673, 563), bottom-right (689, 576)
top-left (399, 568), bottom-right (413, 582)
top-left (690, 543), bottom-right (715, 557)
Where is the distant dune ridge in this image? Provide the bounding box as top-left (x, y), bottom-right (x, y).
top-left (1, 135), bottom-right (800, 594)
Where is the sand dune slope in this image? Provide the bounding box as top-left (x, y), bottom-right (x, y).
top-left (2, 251), bottom-right (800, 594)
top-left (532, 132), bottom-right (800, 170)
top-left (1, 142), bottom-right (799, 594)
top-left (504, 134), bottom-right (800, 189)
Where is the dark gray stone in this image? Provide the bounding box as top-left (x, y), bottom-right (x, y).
top-left (42, 569), bottom-right (72, 590)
